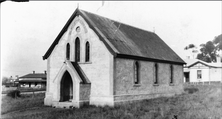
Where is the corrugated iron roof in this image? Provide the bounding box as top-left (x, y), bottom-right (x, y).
top-left (19, 73), bottom-right (46, 79)
top-left (43, 8), bottom-right (185, 64)
top-left (18, 80), bottom-right (46, 83)
top-left (184, 59), bottom-right (222, 68)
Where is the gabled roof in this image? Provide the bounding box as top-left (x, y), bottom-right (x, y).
top-left (43, 8), bottom-right (185, 64)
top-left (184, 59), bottom-right (222, 68)
top-left (184, 59), bottom-right (201, 67)
top-left (19, 73), bottom-right (46, 79)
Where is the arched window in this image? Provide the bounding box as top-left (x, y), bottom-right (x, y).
top-left (66, 43), bottom-right (70, 60)
top-left (134, 61), bottom-right (140, 84)
top-left (170, 65), bottom-right (174, 84)
top-left (85, 41), bottom-right (90, 62)
top-left (75, 38), bottom-right (80, 62)
top-left (154, 63), bottom-right (158, 84)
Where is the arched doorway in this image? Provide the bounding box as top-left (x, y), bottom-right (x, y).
top-left (60, 71), bottom-right (73, 102)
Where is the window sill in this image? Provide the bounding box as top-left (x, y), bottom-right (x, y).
top-left (169, 83), bottom-right (174, 86)
top-left (133, 84), bottom-right (141, 87)
top-left (153, 84), bottom-right (159, 86)
top-left (78, 62), bottom-right (92, 64)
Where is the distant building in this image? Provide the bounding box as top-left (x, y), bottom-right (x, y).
top-left (184, 58), bottom-right (222, 83)
top-left (5, 76), bottom-right (17, 87)
top-left (18, 71), bottom-right (47, 88)
top-left (184, 47), bottom-right (199, 60)
top-left (43, 8), bottom-right (185, 108)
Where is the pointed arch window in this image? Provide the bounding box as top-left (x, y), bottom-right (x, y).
top-left (170, 64), bottom-right (174, 84)
top-left (66, 43), bottom-right (70, 60)
top-left (154, 63), bottom-right (158, 84)
top-left (134, 61), bottom-right (140, 84)
top-left (75, 38), bottom-right (80, 62)
top-left (85, 41), bottom-right (90, 62)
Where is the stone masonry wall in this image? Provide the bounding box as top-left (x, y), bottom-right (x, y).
top-left (114, 58), bottom-right (184, 102)
top-left (79, 84), bottom-right (91, 101)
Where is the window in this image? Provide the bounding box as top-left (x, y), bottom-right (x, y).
top-left (170, 65), bottom-right (173, 84)
top-left (85, 41), bottom-right (90, 62)
top-left (197, 70), bottom-right (202, 79)
top-left (75, 38), bottom-right (80, 62)
top-left (134, 61), bottom-right (140, 84)
top-left (66, 43), bottom-right (70, 60)
top-left (76, 26), bottom-right (80, 32)
top-left (154, 63), bottom-right (158, 84)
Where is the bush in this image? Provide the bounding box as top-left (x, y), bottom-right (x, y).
top-left (7, 90), bottom-right (21, 98)
top-left (184, 87), bottom-right (199, 94)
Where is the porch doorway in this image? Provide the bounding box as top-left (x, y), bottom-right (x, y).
top-left (60, 71), bottom-right (73, 102)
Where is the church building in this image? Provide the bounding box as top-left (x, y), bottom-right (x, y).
top-left (43, 8), bottom-right (185, 108)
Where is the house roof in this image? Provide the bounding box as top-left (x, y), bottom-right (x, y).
top-left (18, 80), bottom-right (46, 83)
top-left (184, 59), bottom-right (201, 67)
top-left (184, 59), bottom-right (222, 68)
top-left (43, 8), bottom-right (185, 64)
top-left (19, 73), bottom-right (46, 79)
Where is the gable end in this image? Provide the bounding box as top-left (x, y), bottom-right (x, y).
top-left (43, 8), bottom-right (117, 60)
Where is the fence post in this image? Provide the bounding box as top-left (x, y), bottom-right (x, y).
top-left (32, 88), bottom-right (35, 98)
top-left (15, 91), bottom-right (17, 99)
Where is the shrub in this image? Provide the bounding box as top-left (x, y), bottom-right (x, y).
top-left (7, 90), bottom-right (21, 98)
top-left (184, 87), bottom-right (199, 94)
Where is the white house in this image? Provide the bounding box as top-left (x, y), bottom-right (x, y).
top-left (184, 58), bottom-right (222, 83)
top-left (18, 71), bottom-right (47, 88)
top-left (42, 8), bottom-right (185, 108)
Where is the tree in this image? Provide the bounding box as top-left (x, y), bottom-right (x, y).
top-left (184, 44), bottom-right (198, 59)
top-left (2, 77), bottom-right (10, 85)
top-left (196, 53), bottom-right (211, 63)
top-left (197, 34), bottom-right (222, 63)
top-left (197, 41), bottom-right (216, 62)
top-left (213, 34), bottom-right (222, 51)
top-left (184, 44), bottom-right (196, 50)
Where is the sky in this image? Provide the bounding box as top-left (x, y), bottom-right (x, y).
top-left (1, 1), bottom-right (221, 78)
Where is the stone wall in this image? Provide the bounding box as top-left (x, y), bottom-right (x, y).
top-left (113, 58), bottom-right (183, 102)
top-left (79, 84), bottom-right (91, 101)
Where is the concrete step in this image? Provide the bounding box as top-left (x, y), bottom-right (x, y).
top-left (54, 102), bottom-right (75, 109)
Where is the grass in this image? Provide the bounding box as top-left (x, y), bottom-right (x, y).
top-left (1, 84), bottom-right (222, 119)
top-left (1, 93), bottom-right (45, 115)
top-left (2, 87), bottom-right (46, 94)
